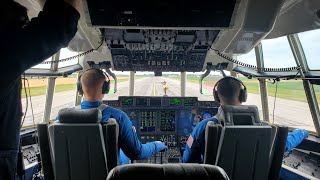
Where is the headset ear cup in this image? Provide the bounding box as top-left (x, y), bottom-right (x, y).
top-left (242, 89), bottom-right (247, 102)
top-left (102, 81), bottom-right (110, 94)
top-left (213, 89), bottom-right (220, 102)
top-left (239, 89), bottom-right (244, 102)
top-left (239, 89), bottom-right (247, 103)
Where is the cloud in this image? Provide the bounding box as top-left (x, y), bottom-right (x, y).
top-left (237, 29), bottom-right (320, 70)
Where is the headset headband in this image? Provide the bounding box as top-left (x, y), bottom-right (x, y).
top-left (214, 76), bottom-right (246, 92)
top-left (77, 68), bottom-right (110, 95)
top-left (213, 76), bottom-right (247, 103)
top-left (79, 68), bottom-right (110, 81)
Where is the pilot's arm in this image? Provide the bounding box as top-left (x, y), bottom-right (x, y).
top-left (2, 0), bottom-right (80, 85)
top-left (182, 118), bottom-right (221, 163)
top-left (182, 119), bottom-right (208, 163)
top-left (117, 112), bottom-right (167, 160)
top-left (285, 129), bottom-right (309, 152)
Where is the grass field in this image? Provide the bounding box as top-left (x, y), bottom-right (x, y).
top-left (21, 77), bottom-right (129, 98)
top-left (170, 76), bottom-right (320, 103)
top-left (240, 77), bottom-right (320, 102)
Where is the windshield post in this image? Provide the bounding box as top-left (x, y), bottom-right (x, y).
top-left (129, 71), bottom-right (135, 96)
top-left (288, 34), bottom-right (320, 135)
top-left (181, 71), bottom-right (186, 97)
top-left (255, 43), bottom-right (270, 122)
top-left (42, 50), bottom-right (60, 123)
top-left (74, 71), bottom-right (82, 106)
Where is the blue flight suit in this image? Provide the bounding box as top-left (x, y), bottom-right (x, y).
top-left (285, 129), bottom-right (308, 152)
top-left (182, 115), bottom-right (308, 163)
top-left (182, 117), bottom-right (220, 163)
top-left (57, 100), bottom-right (167, 164)
top-left (202, 113), bottom-right (212, 120)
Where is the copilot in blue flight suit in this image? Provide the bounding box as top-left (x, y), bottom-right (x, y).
top-left (182, 113), bottom-right (309, 163)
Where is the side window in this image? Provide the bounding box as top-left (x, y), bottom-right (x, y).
top-left (50, 76), bottom-right (77, 120)
top-left (261, 36), bottom-right (297, 68)
top-left (260, 37), bottom-right (315, 131)
top-left (30, 48), bottom-right (79, 69)
top-left (236, 48), bottom-right (257, 66)
top-left (31, 57), bottom-right (51, 69)
top-left (298, 29), bottom-right (320, 70)
top-left (21, 78), bottom-right (48, 127)
top-left (58, 48), bottom-right (79, 68)
top-left (266, 78), bottom-right (315, 132)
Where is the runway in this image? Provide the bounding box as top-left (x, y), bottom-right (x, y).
top-left (21, 77), bottom-right (316, 131)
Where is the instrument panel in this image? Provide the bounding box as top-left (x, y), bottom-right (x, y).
top-left (104, 96), bottom-right (219, 163)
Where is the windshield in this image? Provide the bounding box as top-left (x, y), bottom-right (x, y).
top-left (21, 31), bottom-right (319, 132)
top-left (103, 72), bottom-right (225, 101)
top-left (21, 70), bottom-right (317, 132)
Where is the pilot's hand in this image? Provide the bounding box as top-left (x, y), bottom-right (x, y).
top-left (154, 141), bottom-right (168, 152)
top-left (301, 129), bottom-right (309, 138)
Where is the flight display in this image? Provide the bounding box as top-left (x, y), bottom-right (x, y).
top-left (169, 98), bottom-right (182, 106)
top-left (136, 97), bottom-right (148, 106)
top-left (121, 97), bottom-right (134, 106)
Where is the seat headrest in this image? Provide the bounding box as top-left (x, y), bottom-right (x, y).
top-left (107, 163), bottom-right (229, 180)
top-left (58, 108), bottom-right (102, 123)
top-left (221, 105), bottom-right (261, 125)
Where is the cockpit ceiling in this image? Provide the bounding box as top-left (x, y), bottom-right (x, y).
top-left (83, 0), bottom-right (236, 29)
top-left (18, 0), bottom-right (320, 74)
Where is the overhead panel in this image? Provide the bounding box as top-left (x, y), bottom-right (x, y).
top-left (105, 29), bottom-right (219, 72)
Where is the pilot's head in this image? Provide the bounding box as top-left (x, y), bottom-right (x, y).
top-left (216, 78), bottom-right (242, 106)
top-left (2, 1), bottom-right (29, 31)
top-left (81, 69), bottom-right (107, 101)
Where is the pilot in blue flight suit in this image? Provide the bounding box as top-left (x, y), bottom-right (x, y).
top-left (182, 77), bottom-right (308, 163)
top-left (57, 69), bottom-right (167, 164)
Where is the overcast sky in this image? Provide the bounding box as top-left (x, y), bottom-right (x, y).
top-left (238, 29), bottom-right (320, 70)
top-left (32, 29), bottom-right (320, 73)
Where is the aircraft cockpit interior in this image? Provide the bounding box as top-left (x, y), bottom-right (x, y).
top-left (6, 0), bottom-right (320, 179)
